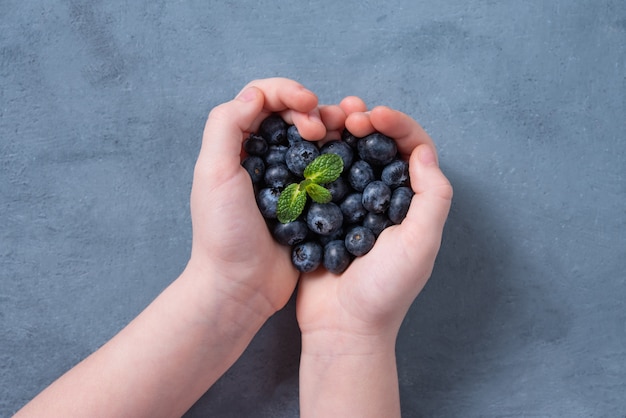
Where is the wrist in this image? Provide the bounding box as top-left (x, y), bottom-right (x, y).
top-left (299, 329), bottom-right (401, 418)
top-left (300, 328), bottom-right (397, 358)
top-left (179, 259), bottom-right (273, 338)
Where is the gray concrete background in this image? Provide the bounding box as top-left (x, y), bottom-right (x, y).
top-left (1, 1), bottom-right (625, 416)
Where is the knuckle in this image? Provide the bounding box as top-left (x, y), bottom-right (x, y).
top-left (207, 102), bottom-right (232, 122)
top-left (438, 180), bottom-right (454, 202)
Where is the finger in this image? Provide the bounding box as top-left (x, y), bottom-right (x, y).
top-left (344, 106), bottom-right (437, 161)
top-left (319, 104), bottom-right (347, 132)
top-left (241, 78), bottom-right (319, 115)
top-left (368, 106), bottom-right (436, 160)
top-left (339, 96), bottom-right (368, 115)
top-left (276, 104), bottom-right (346, 142)
top-left (344, 111), bottom-right (373, 137)
top-left (400, 144), bottom-right (453, 256)
top-left (199, 86), bottom-right (265, 175)
top-left (201, 78), bottom-right (320, 163)
top-left (314, 104), bottom-right (348, 142)
top-left (338, 96), bottom-right (370, 138)
top-left (281, 108), bottom-right (327, 140)
top-left (237, 78), bottom-right (321, 139)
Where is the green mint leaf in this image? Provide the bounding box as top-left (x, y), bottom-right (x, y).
top-left (303, 153), bottom-right (344, 184)
top-left (299, 178), bottom-right (312, 190)
top-left (306, 183), bottom-right (332, 204)
top-left (277, 183), bottom-right (307, 223)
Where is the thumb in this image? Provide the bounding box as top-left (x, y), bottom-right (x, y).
top-left (400, 144), bottom-right (453, 253)
top-left (199, 87), bottom-right (265, 167)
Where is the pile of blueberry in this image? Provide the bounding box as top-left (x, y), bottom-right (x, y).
top-left (242, 114), bottom-right (413, 274)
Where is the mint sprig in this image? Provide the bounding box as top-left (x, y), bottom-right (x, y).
top-left (305, 182), bottom-right (332, 204)
top-left (303, 154), bottom-right (344, 184)
top-left (277, 153), bottom-right (344, 223)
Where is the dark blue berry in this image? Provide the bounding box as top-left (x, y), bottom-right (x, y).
top-left (344, 226), bottom-right (376, 257)
top-left (242, 155), bottom-right (265, 184)
top-left (287, 125), bottom-right (304, 145)
top-left (320, 140), bottom-right (354, 170)
top-left (264, 163), bottom-right (293, 188)
top-left (306, 202), bottom-right (343, 236)
top-left (340, 192), bottom-right (367, 224)
top-left (243, 134), bottom-right (268, 156)
top-left (323, 240), bottom-right (352, 274)
top-left (362, 212), bottom-right (392, 237)
top-left (285, 141), bottom-right (320, 177)
top-left (272, 220), bottom-right (309, 246)
top-left (381, 159), bottom-right (409, 188)
top-left (348, 160), bottom-right (375, 191)
top-left (388, 186), bottom-right (413, 224)
top-left (326, 176), bottom-right (350, 203)
top-left (292, 241), bottom-right (323, 272)
top-left (316, 225), bottom-right (345, 246)
top-left (255, 187), bottom-right (281, 219)
top-left (341, 129), bottom-right (360, 148)
top-left (357, 132), bottom-right (398, 166)
top-left (264, 145), bottom-right (288, 166)
top-left (362, 180), bottom-right (392, 214)
top-left (248, 116), bottom-right (409, 272)
top-left (259, 114), bottom-right (288, 145)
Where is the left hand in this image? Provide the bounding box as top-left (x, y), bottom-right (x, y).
top-left (296, 98), bottom-right (453, 345)
top-left (188, 78), bottom-right (346, 318)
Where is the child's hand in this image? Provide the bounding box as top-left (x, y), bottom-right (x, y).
top-left (297, 101), bottom-right (452, 338)
top-left (296, 99), bottom-right (452, 417)
top-left (188, 78), bottom-right (346, 318)
top-left (14, 79), bottom-right (353, 418)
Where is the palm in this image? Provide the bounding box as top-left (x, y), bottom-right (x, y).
top-left (296, 224), bottom-right (433, 336)
top-left (297, 102), bottom-right (451, 337)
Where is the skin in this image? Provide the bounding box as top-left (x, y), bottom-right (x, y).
top-left (296, 98), bottom-right (453, 417)
top-left (15, 78), bottom-right (452, 417)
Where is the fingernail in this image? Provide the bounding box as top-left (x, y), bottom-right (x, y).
top-left (418, 145), bottom-right (438, 166)
top-left (236, 87), bottom-right (257, 102)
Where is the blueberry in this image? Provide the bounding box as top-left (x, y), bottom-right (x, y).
top-left (287, 125), bottom-right (304, 145)
top-left (243, 134), bottom-right (268, 156)
top-left (316, 225), bottom-right (345, 246)
top-left (292, 241), bottom-right (323, 272)
top-left (320, 140), bottom-right (354, 170)
top-left (357, 132), bottom-right (398, 166)
top-left (348, 160), bottom-right (375, 192)
top-left (259, 114), bottom-right (288, 145)
top-left (285, 141), bottom-right (320, 177)
top-left (381, 159), bottom-right (409, 188)
top-left (306, 202), bottom-right (343, 236)
top-left (255, 187), bottom-right (281, 219)
top-left (340, 192), bottom-right (367, 224)
top-left (362, 180), bottom-right (392, 214)
top-left (246, 116), bottom-right (408, 271)
top-left (272, 220), bottom-right (309, 246)
top-left (264, 145), bottom-right (288, 166)
top-left (264, 163), bottom-right (293, 188)
top-left (341, 128), bottom-right (360, 149)
top-left (362, 212), bottom-right (392, 237)
top-left (242, 155), bottom-right (265, 184)
top-left (388, 186), bottom-right (414, 224)
top-left (326, 176), bottom-right (350, 203)
top-left (344, 226), bottom-right (376, 257)
top-left (323, 240), bottom-right (352, 274)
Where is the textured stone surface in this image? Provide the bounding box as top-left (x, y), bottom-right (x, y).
top-left (1, 1), bottom-right (625, 416)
